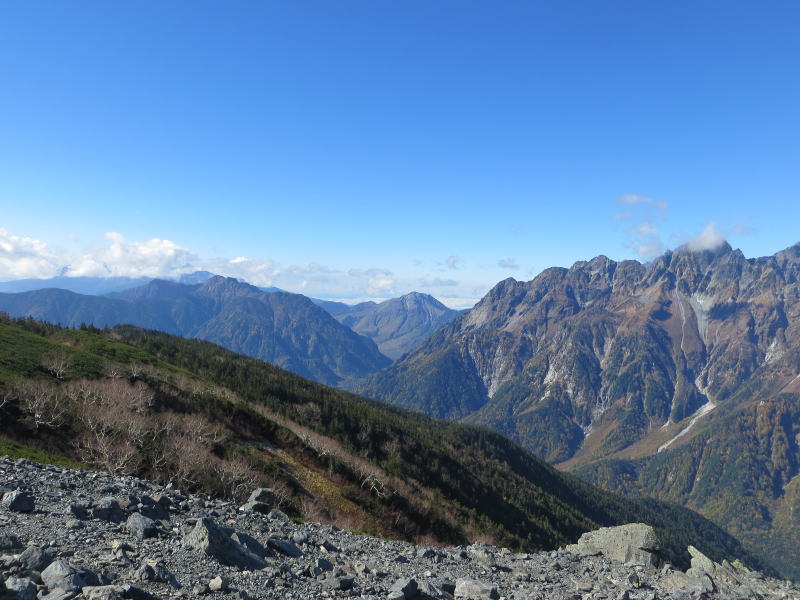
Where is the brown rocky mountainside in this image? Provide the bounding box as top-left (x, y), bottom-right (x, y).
top-left (360, 241), bottom-right (800, 578)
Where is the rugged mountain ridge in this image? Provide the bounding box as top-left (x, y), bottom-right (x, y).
top-left (317, 292), bottom-right (460, 359)
top-left (0, 277), bottom-right (390, 386)
top-left (359, 241), bottom-right (800, 577)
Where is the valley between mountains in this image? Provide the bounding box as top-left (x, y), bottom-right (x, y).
top-left (1, 242), bottom-right (799, 580)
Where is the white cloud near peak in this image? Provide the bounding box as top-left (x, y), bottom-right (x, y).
top-left (67, 232), bottom-right (197, 278)
top-left (686, 222), bottom-right (726, 251)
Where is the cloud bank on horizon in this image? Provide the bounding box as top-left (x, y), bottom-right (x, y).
top-left (0, 213), bottom-right (762, 309)
top-left (0, 227), bottom-right (486, 308)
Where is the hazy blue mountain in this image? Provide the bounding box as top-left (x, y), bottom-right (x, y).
top-left (318, 292), bottom-right (460, 359)
top-left (0, 276), bottom-right (390, 386)
top-left (0, 275), bottom-right (152, 295)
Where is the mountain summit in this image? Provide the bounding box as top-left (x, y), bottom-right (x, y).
top-left (317, 292), bottom-right (460, 359)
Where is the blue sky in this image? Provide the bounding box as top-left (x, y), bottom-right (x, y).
top-left (1, 1), bottom-right (798, 307)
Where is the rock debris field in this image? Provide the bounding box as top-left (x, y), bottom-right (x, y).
top-left (1, 457), bottom-right (798, 600)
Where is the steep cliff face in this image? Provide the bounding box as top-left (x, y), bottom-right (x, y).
top-left (360, 242), bottom-right (800, 460)
top-left (360, 242), bottom-right (800, 577)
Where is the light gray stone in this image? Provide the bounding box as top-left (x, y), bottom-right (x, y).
top-left (454, 578), bottom-right (500, 599)
top-left (565, 523), bottom-right (660, 567)
top-left (183, 517), bottom-right (266, 570)
top-left (41, 559), bottom-right (85, 591)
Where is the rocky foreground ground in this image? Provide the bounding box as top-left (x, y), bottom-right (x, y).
top-left (1, 457), bottom-right (798, 600)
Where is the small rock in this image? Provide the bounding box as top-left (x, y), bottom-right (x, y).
top-left (208, 575), bottom-right (228, 592)
top-left (267, 537), bottom-right (303, 558)
top-left (326, 574), bottom-right (355, 590)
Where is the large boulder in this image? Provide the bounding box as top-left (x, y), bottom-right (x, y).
top-left (91, 497), bottom-right (126, 523)
top-left (41, 559), bottom-right (85, 591)
top-left (454, 579), bottom-right (500, 599)
top-left (3, 576), bottom-right (36, 600)
top-left (239, 487), bottom-right (275, 514)
top-left (182, 518), bottom-right (267, 570)
top-left (0, 533), bottom-right (22, 551)
top-left (1, 490), bottom-right (34, 513)
top-left (565, 523), bottom-right (660, 567)
top-left (18, 545), bottom-right (54, 574)
top-left (126, 513), bottom-right (157, 539)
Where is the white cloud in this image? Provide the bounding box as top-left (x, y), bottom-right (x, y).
top-left (497, 258), bottom-right (518, 269)
top-left (67, 232), bottom-right (197, 278)
top-left (686, 222), bottom-right (726, 251)
top-left (616, 194), bottom-right (668, 210)
top-left (0, 228), bottom-right (61, 279)
top-left (437, 296), bottom-right (479, 310)
top-left (366, 277), bottom-right (396, 295)
top-left (0, 228), bottom-right (485, 304)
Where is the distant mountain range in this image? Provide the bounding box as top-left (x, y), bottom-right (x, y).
top-left (0, 272), bottom-right (461, 374)
top-left (313, 292), bottom-right (460, 359)
top-left (359, 241), bottom-right (800, 578)
top-left (0, 276), bottom-right (390, 386)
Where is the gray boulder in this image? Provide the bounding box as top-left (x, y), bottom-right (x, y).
top-left (41, 559), bottom-right (85, 591)
top-left (230, 531), bottom-right (272, 559)
top-left (267, 537), bottom-right (303, 558)
top-left (182, 518), bottom-right (267, 570)
top-left (126, 513), bottom-right (157, 539)
top-left (69, 503), bottom-right (88, 520)
top-left (81, 585), bottom-right (157, 600)
top-left (390, 577), bottom-right (418, 598)
top-left (0, 533), bottom-right (22, 551)
top-left (239, 488), bottom-right (275, 514)
top-left (4, 576), bottom-right (36, 600)
top-left (91, 497), bottom-right (125, 523)
top-left (565, 523), bottom-right (660, 567)
top-left (454, 578), bottom-right (500, 599)
top-left (19, 544), bottom-right (54, 574)
top-left (1, 490), bottom-right (34, 513)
